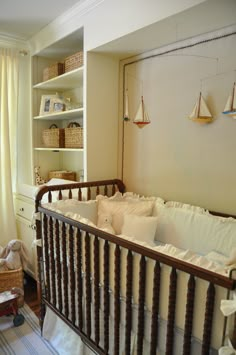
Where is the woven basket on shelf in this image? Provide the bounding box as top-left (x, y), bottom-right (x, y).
top-left (42, 124), bottom-right (65, 148)
top-left (0, 268), bottom-right (24, 307)
top-left (49, 170), bottom-right (76, 181)
top-left (43, 62), bottom-right (64, 81)
top-left (65, 51), bottom-right (83, 73)
top-left (65, 122), bottom-right (83, 148)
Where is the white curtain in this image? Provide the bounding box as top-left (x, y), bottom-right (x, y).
top-left (0, 48), bottom-right (19, 246)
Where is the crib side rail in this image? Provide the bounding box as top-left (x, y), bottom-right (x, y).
top-left (35, 178), bottom-right (125, 209)
top-left (35, 178), bottom-right (125, 327)
top-left (39, 209), bottom-right (236, 355)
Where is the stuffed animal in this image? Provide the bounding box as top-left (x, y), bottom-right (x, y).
top-left (34, 166), bottom-right (47, 185)
top-left (99, 215), bottom-right (115, 234)
top-left (0, 259), bottom-right (8, 271)
top-left (0, 239), bottom-right (29, 271)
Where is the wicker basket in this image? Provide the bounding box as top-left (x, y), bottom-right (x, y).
top-left (49, 170), bottom-right (76, 181)
top-left (65, 51), bottom-right (83, 73)
top-left (65, 122), bottom-right (83, 148)
top-left (0, 268), bottom-right (24, 307)
top-left (42, 124), bottom-right (65, 148)
top-left (43, 62), bottom-right (64, 81)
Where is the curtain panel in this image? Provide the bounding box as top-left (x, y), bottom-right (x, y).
top-left (0, 48), bottom-right (19, 245)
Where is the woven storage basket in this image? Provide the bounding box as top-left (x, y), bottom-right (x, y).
top-left (65, 51), bottom-right (83, 73)
top-left (0, 268), bottom-right (24, 307)
top-left (49, 170), bottom-right (76, 181)
top-left (65, 122), bottom-right (83, 148)
top-left (42, 124), bottom-right (65, 148)
top-left (43, 62), bottom-right (64, 81)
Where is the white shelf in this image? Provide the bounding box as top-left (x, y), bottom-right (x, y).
top-left (33, 67), bottom-right (84, 90)
top-left (34, 147), bottom-right (84, 152)
top-left (34, 108), bottom-right (83, 120)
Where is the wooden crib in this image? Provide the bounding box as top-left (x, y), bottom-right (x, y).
top-left (35, 179), bottom-right (236, 355)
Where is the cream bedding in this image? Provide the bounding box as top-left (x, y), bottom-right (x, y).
top-left (41, 196), bottom-right (235, 352)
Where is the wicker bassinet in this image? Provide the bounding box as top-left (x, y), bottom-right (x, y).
top-left (0, 268), bottom-right (24, 307)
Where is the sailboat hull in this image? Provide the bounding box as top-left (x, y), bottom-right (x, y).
top-left (189, 116), bottom-right (213, 123)
top-left (222, 110), bottom-right (236, 116)
top-left (134, 121), bottom-right (150, 128)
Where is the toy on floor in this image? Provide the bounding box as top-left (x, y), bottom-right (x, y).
top-left (0, 290), bottom-right (25, 327)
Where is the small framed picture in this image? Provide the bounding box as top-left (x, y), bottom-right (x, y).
top-left (51, 99), bottom-right (65, 113)
top-left (39, 95), bottom-right (57, 116)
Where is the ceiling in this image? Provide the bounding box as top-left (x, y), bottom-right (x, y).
top-left (0, 0), bottom-right (81, 41)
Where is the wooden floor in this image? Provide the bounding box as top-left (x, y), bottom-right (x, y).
top-left (24, 273), bottom-right (40, 318)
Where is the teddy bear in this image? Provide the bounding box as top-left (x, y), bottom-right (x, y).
top-left (98, 215), bottom-right (115, 234)
top-left (0, 239), bottom-right (29, 272)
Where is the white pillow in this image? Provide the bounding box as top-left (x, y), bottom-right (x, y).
top-left (97, 199), bottom-right (154, 234)
top-left (154, 205), bottom-right (236, 257)
top-left (43, 199), bottom-right (98, 224)
top-left (165, 200), bottom-right (208, 214)
top-left (121, 214), bottom-right (158, 246)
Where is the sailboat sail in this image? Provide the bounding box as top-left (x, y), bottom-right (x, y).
top-left (222, 82), bottom-right (236, 116)
top-left (189, 92), bottom-right (213, 123)
top-left (133, 96), bottom-right (150, 128)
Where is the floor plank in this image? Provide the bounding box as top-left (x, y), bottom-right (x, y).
top-left (24, 273), bottom-right (40, 318)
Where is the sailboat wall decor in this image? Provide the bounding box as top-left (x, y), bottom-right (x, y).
top-left (222, 82), bottom-right (236, 119)
top-left (188, 92), bottom-right (213, 123)
top-left (133, 96), bottom-right (150, 128)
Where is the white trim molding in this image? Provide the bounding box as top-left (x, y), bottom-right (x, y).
top-left (29, 0), bottom-right (104, 55)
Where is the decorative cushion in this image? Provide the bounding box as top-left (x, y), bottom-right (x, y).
top-left (121, 214), bottom-right (158, 245)
top-left (43, 199), bottom-right (98, 224)
top-left (97, 199), bottom-right (155, 234)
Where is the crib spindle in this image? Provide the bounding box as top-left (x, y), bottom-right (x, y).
top-left (69, 225), bottom-right (76, 325)
top-left (104, 185), bottom-right (108, 196)
top-left (150, 261), bottom-right (161, 355)
top-left (87, 187), bottom-right (91, 200)
top-left (62, 222), bottom-right (69, 319)
top-left (76, 229), bottom-right (83, 331)
top-left (96, 186), bottom-right (100, 196)
top-left (125, 250), bottom-right (133, 355)
top-left (112, 184), bottom-right (116, 196)
top-left (137, 255), bottom-right (146, 355)
top-left (78, 188), bottom-right (82, 201)
top-left (94, 236), bottom-right (100, 346)
top-left (58, 189), bottom-right (62, 200)
top-left (55, 219), bottom-right (62, 313)
top-left (49, 217), bottom-right (56, 306)
top-left (85, 232), bottom-right (91, 338)
top-left (166, 268), bottom-right (177, 355)
top-left (114, 244), bottom-right (121, 355)
top-left (201, 283), bottom-right (215, 355)
top-left (183, 274), bottom-right (196, 355)
top-left (43, 214), bottom-right (50, 301)
top-left (48, 190), bottom-right (52, 203)
top-left (103, 240), bottom-right (110, 353)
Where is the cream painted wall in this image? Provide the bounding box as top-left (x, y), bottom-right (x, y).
top-left (122, 34), bottom-right (236, 214)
